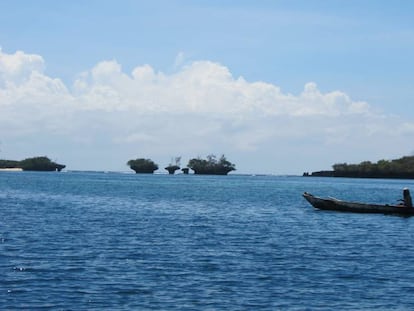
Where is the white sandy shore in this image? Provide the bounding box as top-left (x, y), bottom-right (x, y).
top-left (0, 168), bottom-right (23, 171)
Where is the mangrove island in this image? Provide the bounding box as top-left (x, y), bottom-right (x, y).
top-left (304, 155), bottom-right (414, 179)
top-left (0, 156), bottom-right (66, 171)
top-left (127, 158), bottom-right (159, 174)
top-left (187, 154), bottom-right (236, 175)
top-left (165, 157), bottom-right (181, 175)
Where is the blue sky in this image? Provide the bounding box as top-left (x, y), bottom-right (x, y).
top-left (0, 1), bottom-right (413, 173)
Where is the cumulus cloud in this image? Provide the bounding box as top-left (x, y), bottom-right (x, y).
top-left (0, 48), bottom-right (45, 87)
top-left (0, 48), bottom-right (413, 173)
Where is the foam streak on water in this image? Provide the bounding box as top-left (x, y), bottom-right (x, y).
top-left (1, 172), bottom-right (414, 310)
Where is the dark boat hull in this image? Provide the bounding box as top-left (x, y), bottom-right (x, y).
top-left (303, 192), bottom-right (414, 216)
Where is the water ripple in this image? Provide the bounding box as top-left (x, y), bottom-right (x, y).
top-left (2, 172), bottom-right (414, 309)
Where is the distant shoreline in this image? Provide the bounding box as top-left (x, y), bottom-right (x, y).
top-left (304, 170), bottom-right (414, 179)
top-left (303, 155), bottom-right (414, 180)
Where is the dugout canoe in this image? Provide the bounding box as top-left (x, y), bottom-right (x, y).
top-left (302, 192), bottom-right (414, 215)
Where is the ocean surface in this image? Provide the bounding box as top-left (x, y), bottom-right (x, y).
top-left (2, 172), bottom-right (414, 310)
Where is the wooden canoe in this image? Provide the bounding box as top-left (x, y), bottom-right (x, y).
top-left (302, 192), bottom-right (414, 216)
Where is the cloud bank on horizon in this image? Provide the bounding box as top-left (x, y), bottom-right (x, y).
top-left (1, 48), bottom-right (413, 174)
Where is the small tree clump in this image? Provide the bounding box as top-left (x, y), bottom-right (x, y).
top-left (187, 154), bottom-right (236, 175)
top-left (127, 158), bottom-right (159, 174)
top-left (19, 156), bottom-right (65, 171)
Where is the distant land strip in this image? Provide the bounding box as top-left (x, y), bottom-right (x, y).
top-left (304, 155), bottom-right (414, 179)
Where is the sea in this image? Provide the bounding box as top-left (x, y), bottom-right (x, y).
top-left (2, 171), bottom-right (414, 310)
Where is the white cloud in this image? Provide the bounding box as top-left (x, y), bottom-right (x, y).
top-left (0, 49), bottom-right (45, 87)
top-left (0, 48), bottom-right (413, 173)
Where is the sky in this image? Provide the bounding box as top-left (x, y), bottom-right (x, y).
top-left (0, 0), bottom-right (414, 174)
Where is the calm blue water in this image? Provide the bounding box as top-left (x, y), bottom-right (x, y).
top-left (2, 172), bottom-right (414, 310)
